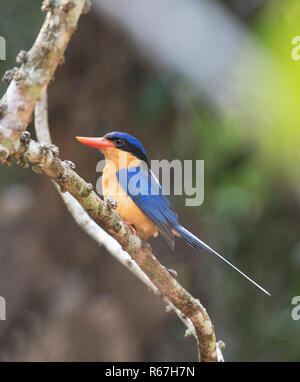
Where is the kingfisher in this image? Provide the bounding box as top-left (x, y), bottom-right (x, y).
top-left (76, 132), bottom-right (270, 296)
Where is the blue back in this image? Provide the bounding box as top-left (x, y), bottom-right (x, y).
top-left (117, 165), bottom-right (178, 249)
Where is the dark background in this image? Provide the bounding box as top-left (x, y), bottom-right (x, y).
top-left (0, 0), bottom-right (300, 361)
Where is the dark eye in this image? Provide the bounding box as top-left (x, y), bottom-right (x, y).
top-left (115, 138), bottom-right (125, 147)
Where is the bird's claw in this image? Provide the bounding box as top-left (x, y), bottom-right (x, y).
top-left (124, 221), bottom-right (136, 235)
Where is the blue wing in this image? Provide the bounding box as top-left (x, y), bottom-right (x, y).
top-left (117, 164), bottom-right (271, 295)
top-left (117, 165), bottom-right (178, 249)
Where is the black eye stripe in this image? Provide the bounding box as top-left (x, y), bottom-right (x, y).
top-left (115, 138), bottom-right (125, 147)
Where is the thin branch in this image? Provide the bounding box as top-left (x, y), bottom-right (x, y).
top-left (34, 90), bottom-right (51, 144)
top-left (216, 341), bottom-right (226, 362)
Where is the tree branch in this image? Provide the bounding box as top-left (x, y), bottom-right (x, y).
top-left (13, 131), bottom-right (218, 361)
top-left (34, 90), bottom-right (224, 362)
top-left (0, 1), bottom-right (223, 362)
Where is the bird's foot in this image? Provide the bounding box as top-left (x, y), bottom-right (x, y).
top-left (124, 221), bottom-right (136, 235)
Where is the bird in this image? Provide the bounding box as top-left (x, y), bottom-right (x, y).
top-left (76, 131), bottom-right (270, 296)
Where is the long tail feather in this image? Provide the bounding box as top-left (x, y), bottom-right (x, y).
top-left (174, 225), bottom-right (270, 296)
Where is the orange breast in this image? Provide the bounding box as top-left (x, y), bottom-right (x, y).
top-left (102, 162), bottom-right (158, 240)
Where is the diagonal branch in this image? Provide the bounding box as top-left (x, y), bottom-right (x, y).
top-left (34, 90), bottom-right (224, 362)
top-left (8, 129), bottom-right (218, 361)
